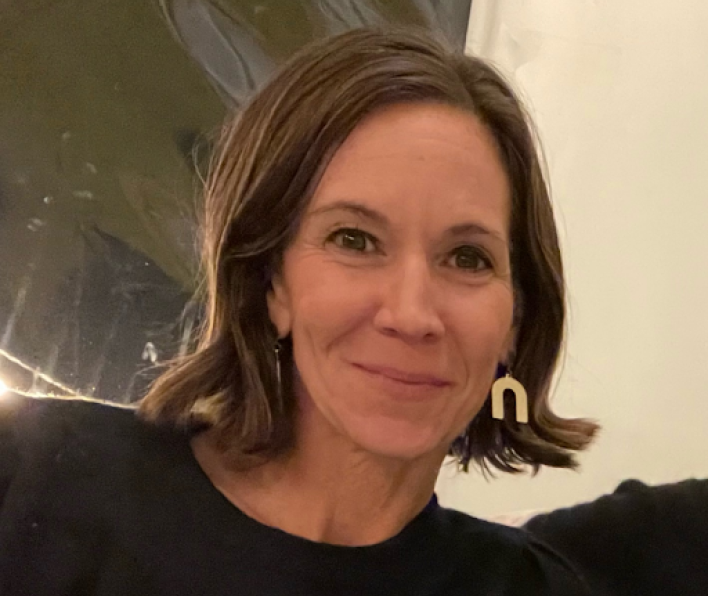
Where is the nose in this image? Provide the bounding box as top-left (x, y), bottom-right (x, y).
top-left (373, 257), bottom-right (445, 342)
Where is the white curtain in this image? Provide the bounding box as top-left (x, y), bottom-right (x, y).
top-left (437, 0), bottom-right (708, 518)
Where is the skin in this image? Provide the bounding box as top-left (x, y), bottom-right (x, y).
top-left (192, 101), bottom-right (514, 546)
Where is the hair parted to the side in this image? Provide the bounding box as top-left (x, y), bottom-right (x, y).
top-left (138, 27), bottom-right (598, 473)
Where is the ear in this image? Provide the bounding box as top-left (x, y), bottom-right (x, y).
top-left (266, 272), bottom-right (292, 339)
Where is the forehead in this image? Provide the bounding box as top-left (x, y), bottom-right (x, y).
top-left (310, 102), bottom-right (510, 228)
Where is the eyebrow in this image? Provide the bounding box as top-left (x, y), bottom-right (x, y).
top-left (308, 200), bottom-right (389, 226)
top-left (308, 200), bottom-right (507, 243)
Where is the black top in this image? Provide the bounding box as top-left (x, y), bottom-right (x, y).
top-left (525, 477), bottom-right (708, 596)
top-left (0, 397), bottom-right (589, 596)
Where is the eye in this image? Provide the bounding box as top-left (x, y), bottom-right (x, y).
top-left (448, 246), bottom-right (493, 272)
top-left (327, 227), bottom-right (378, 253)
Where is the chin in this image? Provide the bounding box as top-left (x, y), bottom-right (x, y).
top-left (348, 419), bottom-right (447, 462)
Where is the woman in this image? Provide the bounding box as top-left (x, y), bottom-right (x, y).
top-left (0, 28), bottom-right (597, 594)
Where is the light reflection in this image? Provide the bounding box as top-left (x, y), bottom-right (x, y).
top-left (0, 347), bottom-right (78, 396)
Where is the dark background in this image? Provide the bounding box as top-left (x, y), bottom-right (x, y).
top-left (0, 0), bottom-right (472, 402)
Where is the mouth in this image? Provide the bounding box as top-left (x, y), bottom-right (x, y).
top-left (352, 363), bottom-right (452, 387)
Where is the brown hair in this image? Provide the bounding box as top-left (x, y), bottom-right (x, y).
top-left (138, 27), bottom-right (598, 473)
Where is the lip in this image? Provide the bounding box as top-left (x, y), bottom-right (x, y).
top-left (352, 363), bottom-right (452, 387)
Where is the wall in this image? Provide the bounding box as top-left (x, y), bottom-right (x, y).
top-left (436, 0), bottom-right (708, 518)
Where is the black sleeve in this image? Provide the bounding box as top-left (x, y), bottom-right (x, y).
top-left (524, 479), bottom-right (708, 596)
top-left (507, 536), bottom-right (593, 596)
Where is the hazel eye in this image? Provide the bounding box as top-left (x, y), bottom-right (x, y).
top-left (449, 246), bottom-right (492, 272)
top-left (328, 228), bottom-right (377, 253)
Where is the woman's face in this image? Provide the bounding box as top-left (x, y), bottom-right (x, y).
top-left (268, 102), bottom-right (514, 461)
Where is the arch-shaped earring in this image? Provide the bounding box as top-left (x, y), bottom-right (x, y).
top-left (491, 372), bottom-right (528, 424)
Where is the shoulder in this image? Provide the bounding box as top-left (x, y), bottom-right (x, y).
top-left (0, 395), bottom-right (186, 505)
top-left (1, 394), bottom-right (139, 434)
top-left (0, 396), bottom-right (189, 592)
top-left (1, 395), bottom-right (142, 463)
top-left (431, 507), bottom-right (592, 595)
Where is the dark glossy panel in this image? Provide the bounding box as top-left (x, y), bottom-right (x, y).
top-left (0, 0), bottom-right (471, 402)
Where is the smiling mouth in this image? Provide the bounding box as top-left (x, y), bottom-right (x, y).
top-left (352, 363), bottom-right (451, 387)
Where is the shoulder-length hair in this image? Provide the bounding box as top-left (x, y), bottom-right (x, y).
top-left (138, 27), bottom-right (598, 473)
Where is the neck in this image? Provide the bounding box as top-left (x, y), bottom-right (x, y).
top-left (191, 414), bottom-right (445, 546)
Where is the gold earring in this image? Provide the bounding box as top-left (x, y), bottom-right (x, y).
top-left (491, 372), bottom-right (528, 424)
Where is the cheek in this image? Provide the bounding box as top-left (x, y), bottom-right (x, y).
top-left (449, 286), bottom-right (514, 364)
top-left (288, 263), bottom-right (376, 344)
